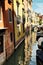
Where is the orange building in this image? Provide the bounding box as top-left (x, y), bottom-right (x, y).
top-left (0, 0), bottom-right (14, 63)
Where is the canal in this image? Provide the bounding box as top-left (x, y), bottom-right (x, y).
top-left (3, 41), bottom-right (38, 65)
top-left (29, 42), bottom-right (38, 65)
top-left (3, 40), bottom-right (25, 65)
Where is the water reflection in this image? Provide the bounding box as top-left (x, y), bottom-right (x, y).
top-left (3, 35), bottom-right (32, 65)
top-left (3, 41), bottom-right (25, 65)
top-left (29, 42), bottom-right (38, 65)
top-left (24, 35), bottom-right (32, 65)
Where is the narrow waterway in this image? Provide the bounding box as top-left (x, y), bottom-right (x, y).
top-left (3, 40), bottom-right (38, 65)
top-left (3, 40), bottom-right (25, 65)
top-left (29, 42), bottom-right (38, 65)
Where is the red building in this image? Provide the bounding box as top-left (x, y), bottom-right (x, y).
top-left (0, 0), bottom-right (14, 62)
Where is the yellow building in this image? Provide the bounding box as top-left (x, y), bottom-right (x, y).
top-left (13, 0), bottom-right (25, 48)
top-left (13, 1), bottom-right (32, 63)
top-left (23, 0), bottom-right (32, 39)
top-left (22, 0), bottom-right (32, 64)
top-left (31, 12), bottom-right (39, 44)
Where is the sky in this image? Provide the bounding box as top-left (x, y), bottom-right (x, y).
top-left (32, 0), bottom-right (43, 15)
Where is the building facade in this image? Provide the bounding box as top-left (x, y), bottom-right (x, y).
top-left (22, 0), bottom-right (32, 64)
top-left (0, 0), bottom-right (14, 64)
top-left (13, 0), bottom-right (25, 48)
top-left (0, 0), bottom-right (32, 64)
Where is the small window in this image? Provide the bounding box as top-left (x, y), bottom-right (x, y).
top-left (16, 1), bottom-right (20, 15)
top-left (10, 32), bottom-right (13, 42)
top-left (8, 9), bottom-right (12, 22)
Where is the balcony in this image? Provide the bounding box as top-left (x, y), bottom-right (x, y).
top-left (17, 15), bottom-right (21, 24)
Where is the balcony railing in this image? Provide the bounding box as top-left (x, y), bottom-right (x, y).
top-left (17, 15), bottom-right (21, 24)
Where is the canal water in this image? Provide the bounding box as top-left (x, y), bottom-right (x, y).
top-left (3, 40), bottom-right (38, 65)
top-left (29, 42), bottom-right (38, 65)
top-left (3, 40), bottom-right (25, 65)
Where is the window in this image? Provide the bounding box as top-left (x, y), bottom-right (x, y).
top-left (22, 8), bottom-right (25, 32)
top-left (0, 36), bottom-right (3, 53)
top-left (29, 1), bottom-right (31, 5)
top-left (0, 7), bottom-right (1, 20)
top-left (10, 32), bottom-right (13, 42)
top-left (8, 9), bottom-right (12, 22)
top-left (17, 15), bottom-right (21, 24)
top-left (16, 1), bottom-right (21, 24)
top-left (22, 8), bottom-right (25, 22)
top-left (0, 3), bottom-right (2, 21)
top-left (8, 0), bottom-right (12, 4)
top-left (23, 22), bottom-right (25, 32)
top-left (17, 25), bottom-right (21, 37)
top-left (22, 9), bottom-right (25, 22)
top-left (16, 1), bottom-right (19, 15)
top-left (22, 0), bottom-right (24, 2)
top-left (18, 31), bottom-right (20, 37)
